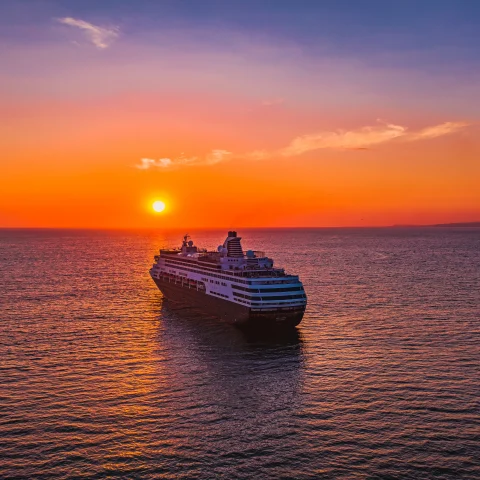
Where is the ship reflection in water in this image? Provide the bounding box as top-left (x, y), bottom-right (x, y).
top-left (127, 299), bottom-right (307, 478)
top-left (157, 298), bottom-right (305, 420)
top-left (1, 228), bottom-right (479, 479)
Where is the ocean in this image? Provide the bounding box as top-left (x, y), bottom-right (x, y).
top-left (1, 228), bottom-right (479, 479)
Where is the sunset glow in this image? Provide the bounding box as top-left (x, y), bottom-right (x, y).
top-left (152, 201), bottom-right (166, 213)
top-left (0, 1), bottom-right (479, 228)
top-left (2, 4), bottom-right (480, 478)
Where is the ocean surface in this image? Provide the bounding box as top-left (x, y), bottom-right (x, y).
top-left (1, 228), bottom-right (479, 479)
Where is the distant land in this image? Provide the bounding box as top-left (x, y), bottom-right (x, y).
top-left (392, 222), bottom-right (480, 228)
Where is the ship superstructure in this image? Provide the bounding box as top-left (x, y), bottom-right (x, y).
top-left (150, 232), bottom-right (307, 329)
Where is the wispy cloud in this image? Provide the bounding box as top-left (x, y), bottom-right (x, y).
top-left (407, 121), bottom-right (469, 141)
top-left (205, 149), bottom-right (231, 165)
top-left (135, 150), bottom-right (230, 169)
top-left (136, 158), bottom-right (174, 169)
top-left (278, 121), bottom-right (468, 156)
top-left (57, 17), bottom-right (119, 49)
top-left (280, 122), bottom-right (407, 156)
top-left (137, 121), bottom-right (468, 169)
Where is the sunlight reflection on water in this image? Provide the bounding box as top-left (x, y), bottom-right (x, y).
top-left (1, 228), bottom-right (479, 478)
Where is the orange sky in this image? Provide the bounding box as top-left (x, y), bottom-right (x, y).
top-left (1, 9), bottom-right (479, 228)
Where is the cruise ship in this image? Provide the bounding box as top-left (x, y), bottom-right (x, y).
top-left (150, 231), bottom-right (307, 329)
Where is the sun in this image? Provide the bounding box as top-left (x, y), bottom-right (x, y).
top-left (152, 200), bottom-right (166, 213)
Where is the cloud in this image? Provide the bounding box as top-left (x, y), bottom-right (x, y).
top-left (408, 121), bottom-right (469, 141)
top-left (136, 158), bottom-right (173, 169)
top-left (136, 121), bottom-right (468, 169)
top-left (205, 149), bottom-right (231, 165)
top-left (258, 121), bottom-right (469, 158)
top-left (136, 150), bottom-right (230, 169)
top-left (280, 123), bottom-right (406, 156)
top-left (57, 17), bottom-right (119, 49)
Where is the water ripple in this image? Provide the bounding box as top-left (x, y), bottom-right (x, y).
top-left (1, 228), bottom-right (479, 479)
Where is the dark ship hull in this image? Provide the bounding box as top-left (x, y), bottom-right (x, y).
top-left (153, 277), bottom-right (305, 330)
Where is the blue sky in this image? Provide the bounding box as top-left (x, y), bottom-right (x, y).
top-left (1, 0), bottom-right (479, 116)
top-left (2, 0), bottom-right (480, 60)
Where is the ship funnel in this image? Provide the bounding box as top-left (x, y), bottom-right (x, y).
top-left (224, 231), bottom-right (243, 257)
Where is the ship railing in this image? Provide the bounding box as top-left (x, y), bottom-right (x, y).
top-left (198, 251), bottom-right (225, 260)
top-left (243, 272), bottom-right (288, 278)
top-left (222, 270), bottom-right (289, 279)
top-left (197, 253), bottom-right (222, 262)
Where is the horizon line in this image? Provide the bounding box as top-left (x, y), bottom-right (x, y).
top-left (1, 222), bottom-right (479, 231)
